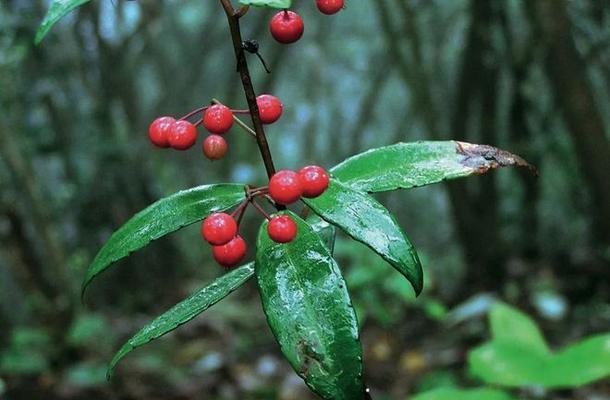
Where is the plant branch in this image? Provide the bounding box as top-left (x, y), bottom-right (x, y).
top-left (219, 0), bottom-right (278, 180)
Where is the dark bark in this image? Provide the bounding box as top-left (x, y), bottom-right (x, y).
top-left (379, 0), bottom-right (508, 294)
top-left (533, 0), bottom-right (610, 246)
top-left (446, 0), bottom-right (506, 295)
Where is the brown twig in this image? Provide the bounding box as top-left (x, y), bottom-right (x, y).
top-left (218, 0), bottom-right (278, 180)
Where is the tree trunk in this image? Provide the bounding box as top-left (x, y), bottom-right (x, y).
top-left (533, 0), bottom-right (610, 246)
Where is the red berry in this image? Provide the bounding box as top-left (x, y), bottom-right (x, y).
top-left (212, 236), bottom-right (247, 268)
top-left (203, 135), bottom-right (228, 160)
top-left (269, 10), bottom-right (304, 44)
top-left (148, 116), bottom-right (175, 148)
top-left (316, 0), bottom-right (344, 15)
top-left (298, 165), bottom-right (330, 198)
top-left (256, 94), bottom-right (283, 124)
top-left (203, 104), bottom-right (234, 135)
top-left (268, 215), bottom-right (297, 243)
top-left (168, 120), bottom-right (197, 150)
top-left (269, 169), bottom-right (303, 205)
top-left (202, 212), bottom-right (238, 245)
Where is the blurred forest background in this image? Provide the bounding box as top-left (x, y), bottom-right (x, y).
top-left (1, 0), bottom-right (609, 399)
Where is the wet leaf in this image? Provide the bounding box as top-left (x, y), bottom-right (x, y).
top-left (332, 141), bottom-right (535, 193)
top-left (82, 184), bottom-right (245, 297)
top-left (239, 0), bottom-right (292, 8)
top-left (107, 263), bottom-right (254, 378)
top-left (36, 0), bottom-right (91, 44)
top-left (303, 179), bottom-right (423, 295)
top-left (256, 211), bottom-right (364, 400)
top-left (306, 213), bottom-right (336, 254)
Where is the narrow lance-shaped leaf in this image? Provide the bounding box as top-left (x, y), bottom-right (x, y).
top-left (256, 211), bottom-right (364, 400)
top-left (107, 263), bottom-right (255, 378)
top-left (82, 184), bottom-right (245, 297)
top-left (332, 141), bottom-right (536, 193)
top-left (36, 0), bottom-right (91, 44)
top-left (303, 179), bottom-right (424, 295)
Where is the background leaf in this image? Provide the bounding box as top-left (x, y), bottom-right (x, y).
top-left (489, 303), bottom-right (550, 355)
top-left (553, 334), bottom-right (610, 387)
top-left (82, 184), bottom-right (245, 296)
top-left (411, 387), bottom-right (516, 400)
top-left (468, 341), bottom-right (552, 387)
top-left (469, 303), bottom-right (610, 388)
top-left (303, 179), bottom-right (423, 295)
top-left (331, 141), bottom-right (534, 193)
top-left (108, 263), bottom-right (255, 377)
top-left (238, 0), bottom-right (292, 8)
top-left (256, 211), bottom-right (364, 400)
top-left (36, 0), bottom-right (91, 44)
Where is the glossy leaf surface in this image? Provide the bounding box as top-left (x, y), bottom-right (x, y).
top-left (256, 212), bottom-right (364, 400)
top-left (36, 0), bottom-right (91, 44)
top-left (82, 184), bottom-right (245, 296)
top-left (306, 213), bottom-right (337, 254)
top-left (107, 263), bottom-right (254, 377)
top-left (332, 141), bottom-right (534, 193)
top-left (239, 0), bottom-right (292, 8)
top-left (303, 179), bottom-right (423, 295)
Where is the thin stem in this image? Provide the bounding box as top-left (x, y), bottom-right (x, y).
top-left (232, 115), bottom-right (257, 138)
top-left (230, 198), bottom-right (249, 219)
top-left (180, 106), bottom-right (208, 120)
top-left (218, 0), bottom-right (279, 180)
top-left (248, 186), bottom-right (269, 197)
top-left (212, 97), bottom-right (256, 139)
top-left (250, 199), bottom-right (271, 220)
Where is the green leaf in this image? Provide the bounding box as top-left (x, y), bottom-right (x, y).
top-left (238, 0), bottom-right (292, 8)
top-left (36, 0), bottom-right (91, 44)
top-left (306, 213), bottom-right (337, 254)
top-left (303, 179), bottom-right (423, 295)
top-left (82, 184), bottom-right (245, 297)
top-left (468, 341), bottom-right (552, 387)
top-left (489, 303), bottom-right (550, 355)
top-left (469, 303), bottom-right (610, 388)
top-left (411, 387), bottom-right (516, 400)
top-left (332, 141), bottom-right (534, 193)
top-left (107, 263), bottom-right (254, 378)
top-left (553, 334), bottom-right (610, 387)
top-left (256, 211), bottom-right (364, 400)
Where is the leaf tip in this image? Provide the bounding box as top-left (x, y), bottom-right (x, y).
top-left (455, 141), bottom-right (538, 176)
top-left (80, 279), bottom-right (91, 303)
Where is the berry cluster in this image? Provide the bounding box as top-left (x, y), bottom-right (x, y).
top-left (200, 165), bottom-right (330, 268)
top-left (148, 94), bottom-right (283, 160)
top-left (269, 0), bottom-right (344, 44)
top-left (269, 166), bottom-right (330, 205)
